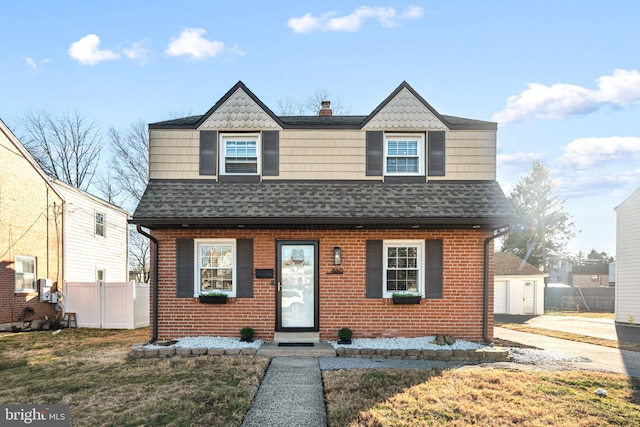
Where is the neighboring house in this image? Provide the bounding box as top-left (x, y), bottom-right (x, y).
top-left (0, 119), bottom-right (63, 326)
top-left (494, 252), bottom-right (546, 315)
top-left (131, 81), bottom-right (517, 343)
top-left (615, 188), bottom-right (640, 326)
top-left (570, 264), bottom-right (611, 287)
top-left (53, 180), bottom-right (129, 283)
top-left (547, 259), bottom-right (573, 285)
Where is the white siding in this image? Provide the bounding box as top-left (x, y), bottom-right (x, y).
top-left (56, 182), bottom-right (129, 282)
top-left (494, 275), bottom-right (545, 315)
top-left (615, 188), bottom-right (640, 324)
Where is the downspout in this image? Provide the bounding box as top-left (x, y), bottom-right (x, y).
top-left (136, 224), bottom-right (158, 343)
top-left (483, 225), bottom-right (511, 344)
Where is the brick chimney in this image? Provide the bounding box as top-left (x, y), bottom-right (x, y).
top-left (319, 100), bottom-right (332, 116)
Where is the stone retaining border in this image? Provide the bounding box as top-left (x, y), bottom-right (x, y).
top-left (130, 344), bottom-right (510, 362)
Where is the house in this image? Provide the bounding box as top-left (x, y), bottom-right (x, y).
top-left (494, 252), bottom-right (546, 315)
top-left (570, 264), bottom-right (611, 287)
top-left (53, 180), bottom-right (129, 283)
top-left (131, 81), bottom-right (518, 343)
top-left (0, 119), bottom-right (63, 327)
top-left (615, 187), bottom-right (640, 325)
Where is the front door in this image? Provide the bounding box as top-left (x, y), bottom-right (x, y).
top-left (523, 282), bottom-right (535, 314)
top-left (276, 241), bottom-right (319, 331)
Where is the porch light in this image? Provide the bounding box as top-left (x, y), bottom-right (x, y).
top-left (333, 247), bottom-right (342, 265)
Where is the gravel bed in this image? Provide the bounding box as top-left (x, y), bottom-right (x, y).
top-left (145, 336), bottom-right (263, 350)
top-left (142, 335), bottom-right (590, 366)
top-left (329, 336), bottom-right (485, 351)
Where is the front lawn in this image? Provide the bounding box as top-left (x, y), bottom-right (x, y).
top-left (0, 328), bottom-right (270, 426)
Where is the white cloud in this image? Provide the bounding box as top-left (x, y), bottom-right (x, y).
top-left (123, 39), bottom-right (151, 63)
top-left (497, 152), bottom-right (546, 166)
top-left (557, 136), bottom-right (640, 169)
top-left (287, 5), bottom-right (423, 34)
top-left (25, 57), bottom-right (37, 70)
top-left (492, 69), bottom-right (640, 124)
top-left (165, 28), bottom-right (228, 59)
top-left (68, 34), bottom-right (119, 66)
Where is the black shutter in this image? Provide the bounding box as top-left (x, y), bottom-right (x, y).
top-left (366, 131), bottom-right (383, 176)
top-left (262, 131), bottom-right (279, 176)
top-left (428, 131), bottom-right (445, 176)
top-left (199, 130), bottom-right (217, 175)
top-left (236, 239), bottom-right (254, 298)
top-left (425, 239), bottom-right (443, 299)
top-left (366, 240), bottom-right (383, 298)
top-left (176, 238), bottom-right (194, 298)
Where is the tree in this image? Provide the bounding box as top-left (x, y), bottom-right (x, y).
top-left (106, 120), bottom-right (149, 205)
top-left (501, 161), bottom-right (578, 272)
top-left (20, 110), bottom-right (102, 191)
top-left (100, 120), bottom-right (151, 283)
top-left (277, 89), bottom-right (347, 116)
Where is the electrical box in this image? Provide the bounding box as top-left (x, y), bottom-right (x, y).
top-left (39, 278), bottom-right (52, 302)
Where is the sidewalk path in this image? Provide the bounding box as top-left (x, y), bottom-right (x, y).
top-left (495, 327), bottom-right (640, 377)
top-left (242, 357), bottom-right (326, 427)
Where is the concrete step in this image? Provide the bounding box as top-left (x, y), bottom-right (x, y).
top-left (258, 341), bottom-right (336, 357)
top-left (272, 331), bottom-right (320, 343)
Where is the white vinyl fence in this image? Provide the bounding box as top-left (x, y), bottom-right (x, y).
top-left (64, 281), bottom-right (150, 329)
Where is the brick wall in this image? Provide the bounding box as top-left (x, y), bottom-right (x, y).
top-left (150, 228), bottom-right (495, 343)
top-left (0, 131), bottom-right (62, 324)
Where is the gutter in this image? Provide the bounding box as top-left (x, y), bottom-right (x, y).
top-left (136, 225), bottom-right (159, 343)
top-left (483, 225), bottom-right (511, 344)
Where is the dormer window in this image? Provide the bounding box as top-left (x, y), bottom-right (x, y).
top-left (384, 133), bottom-right (424, 176)
top-left (220, 133), bottom-right (260, 175)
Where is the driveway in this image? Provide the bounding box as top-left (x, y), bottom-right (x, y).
top-left (495, 314), bottom-right (640, 343)
top-left (495, 314), bottom-right (640, 377)
top-left (495, 327), bottom-right (640, 377)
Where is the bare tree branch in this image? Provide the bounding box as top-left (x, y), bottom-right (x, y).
top-left (20, 110), bottom-right (102, 191)
top-left (276, 89), bottom-right (348, 116)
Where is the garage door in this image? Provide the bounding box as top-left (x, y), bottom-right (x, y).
top-left (494, 280), bottom-right (508, 313)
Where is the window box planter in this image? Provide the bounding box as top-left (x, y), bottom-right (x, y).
top-left (392, 295), bottom-right (421, 305)
top-left (198, 295), bottom-right (228, 304)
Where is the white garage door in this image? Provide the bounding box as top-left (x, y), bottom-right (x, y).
top-left (494, 280), bottom-right (509, 313)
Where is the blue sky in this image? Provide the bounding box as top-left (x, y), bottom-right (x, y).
top-left (2, 1), bottom-right (639, 256)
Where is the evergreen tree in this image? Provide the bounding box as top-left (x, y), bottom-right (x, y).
top-left (501, 161), bottom-right (578, 272)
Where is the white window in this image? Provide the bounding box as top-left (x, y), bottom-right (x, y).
top-left (383, 240), bottom-right (424, 297)
top-left (220, 134), bottom-right (260, 175)
top-left (15, 256), bottom-right (36, 292)
top-left (384, 134), bottom-right (424, 175)
top-left (95, 212), bottom-right (105, 237)
top-left (195, 239), bottom-right (236, 296)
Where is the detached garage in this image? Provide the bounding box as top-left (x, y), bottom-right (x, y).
top-left (494, 252), bottom-right (547, 315)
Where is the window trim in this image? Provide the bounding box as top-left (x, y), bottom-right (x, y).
top-left (95, 211), bottom-right (106, 237)
top-left (15, 255), bottom-right (37, 293)
top-left (382, 240), bottom-right (424, 298)
top-left (384, 133), bottom-right (425, 176)
top-left (219, 133), bottom-right (261, 175)
top-left (194, 239), bottom-right (237, 297)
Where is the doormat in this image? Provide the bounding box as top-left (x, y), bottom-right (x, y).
top-left (277, 342), bottom-right (315, 347)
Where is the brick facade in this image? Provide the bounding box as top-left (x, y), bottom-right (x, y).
top-left (1, 127), bottom-right (62, 325)
top-left (150, 228), bottom-right (495, 343)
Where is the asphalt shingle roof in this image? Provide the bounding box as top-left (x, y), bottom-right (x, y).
top-left (495, 252), bottom-right (544, 276)
top-left (132, 180), bottom-right (517, 229)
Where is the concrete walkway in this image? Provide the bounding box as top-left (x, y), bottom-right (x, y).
top-left (242, 357), bottom-right (326, 427)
